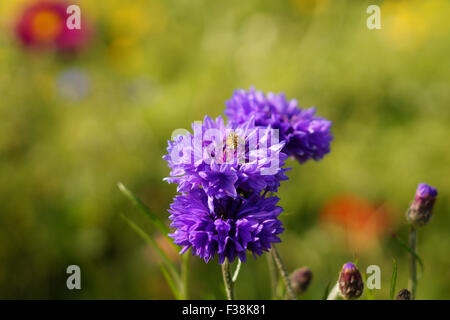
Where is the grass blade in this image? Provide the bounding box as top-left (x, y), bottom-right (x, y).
top-left (120, 213), bottom-right (181, 292)
top-left (392, 234), bottom-right (424, 273)
top-left (117, 182), bottom-right (170, 237)
top-left (322, 281), bottom-right (331, 300)
top-left (180, 253), bottom-right (190, 300)
top-left (390, 259), bottom-right (397, 300)
top-left (160, 265), bottom-right (181, 300)
top-left (232, 259), bottom-right (242, 283)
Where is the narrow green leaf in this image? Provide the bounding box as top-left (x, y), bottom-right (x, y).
top-left (120, 214), bottom-right (181, 288)
top-left (322, 281), bottom-right (331, 300)
top-left (117, 182), bottom-right (170, 237)
top-left (180, 253), bottom-right (190, 300)
top-left (232, 259), bottom-right (242, 282)
top-left (393, 235), bottom-right (424, 273)
top-left (390, 259), bottom-right (397, 300)
top-left (160, 265), bottom-right (181, 300)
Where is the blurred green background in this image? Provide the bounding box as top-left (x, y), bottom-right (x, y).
top-left (0, 0), bottom-right (449, 299)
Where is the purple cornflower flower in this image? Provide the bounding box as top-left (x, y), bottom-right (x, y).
top-left (225, 87), bottom-right (333, 163)
top-left (407, 183), bottom-right (438, 227)
top-left (168, 188), bottom-right (284, 263)
top-left (415, 183), bottom-right (438, 201)
top-left (163, 115), bottom-right (289, 208)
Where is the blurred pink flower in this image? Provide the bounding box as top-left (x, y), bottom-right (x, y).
top-left (15, 0), bottom-right (91, 52)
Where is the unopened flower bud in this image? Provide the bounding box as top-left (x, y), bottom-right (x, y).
top-left (395, 289), bottom-right (411, 300)
top-left (407, 183), bottom-right (438, 227)
top-left (289, 267), bottom-right (313, 295)
top-left (338, 262), bottom-right (364, 300)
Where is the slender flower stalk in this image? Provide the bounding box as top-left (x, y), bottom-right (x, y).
top-left (222, 260), bottom-right (235, 300)
top-left (181, 254), bottom-right (190, 299)
top-left (271, 246), bottom-right (296, 300)
top-left (408, 227), bottom-right (417, 299)
top-left (266, 253), bottom-right (278, 299)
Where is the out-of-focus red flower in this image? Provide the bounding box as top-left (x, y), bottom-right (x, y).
top-left (15, 1), bottom-right (90, 52)
top-left (320, 194), bottom-right (393, 251)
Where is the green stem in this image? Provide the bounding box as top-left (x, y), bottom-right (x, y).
top-left (408, 227), bottom-right (417, 300)
top-left (271, 246), bottom-right (296, 300)
top-left (221, 260), bottom-right (235, 300)
top-left (266, 253), bottom-right (279, 299)
top-left (181, 254), bottom-right (189, 299)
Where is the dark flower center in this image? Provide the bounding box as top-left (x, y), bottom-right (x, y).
top-left (213, 196), bottom-right (243, 220)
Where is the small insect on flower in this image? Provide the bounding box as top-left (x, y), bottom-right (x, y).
top-left (225, 87), bottom-right (333, 164)
top-left (395, 289), bottom-right (411, 300)
top-left (226, 132), bottom-right (244, 151)
top-left (289, 267), bottom-right (313, 295)
top-left (407, 183), bottom-right (438, 227)
top-left (338, 262), bottom-right (364, 300)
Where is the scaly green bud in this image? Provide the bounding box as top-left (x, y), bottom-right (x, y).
top-left (407, 183), bottom-right (438, 227)
top-left (289, 267), bottom-right (313, 295)
top-left (395, 289), bottom-right (411, 300)
top-left (338, 262), bottom-right (364, 300)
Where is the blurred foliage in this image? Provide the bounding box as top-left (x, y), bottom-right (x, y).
top-left (0, 0), bottom-right (449, 299)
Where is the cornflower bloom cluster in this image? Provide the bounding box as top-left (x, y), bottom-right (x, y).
top-left (164, 88), bottom-right (333, 264)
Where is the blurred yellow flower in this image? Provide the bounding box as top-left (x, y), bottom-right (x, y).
top-left (100, 0), bottom-right (168, 73)
top-left (110, 0), bottom-right (167, 38)
top-left (382, 0), bottom-right (450, 50)
top-left (106, 37), bottom-right (144, 73)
